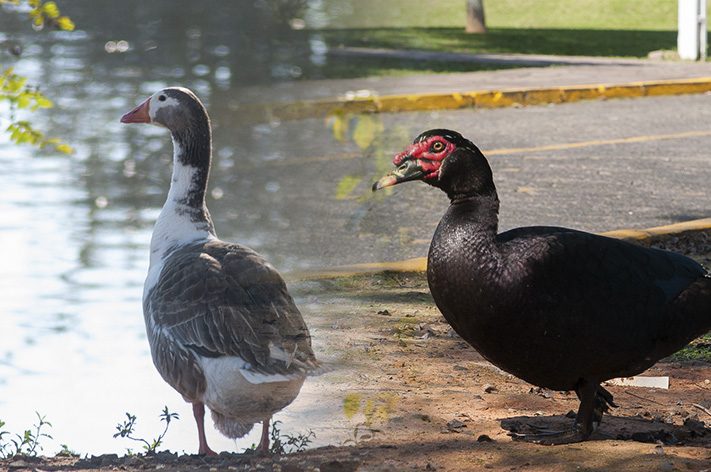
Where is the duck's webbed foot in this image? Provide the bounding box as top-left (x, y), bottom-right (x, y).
top-left (509, 380), bottom-right (614, 445)
top-left (591, 385), bottom-right (617, 429)
top-left (508, 422), bottom-right (591, 445)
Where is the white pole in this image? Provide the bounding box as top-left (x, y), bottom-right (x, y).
top-left (699, 0), bottom-right (707, 60)
top-left (678, 0), bottom-right (707, 60)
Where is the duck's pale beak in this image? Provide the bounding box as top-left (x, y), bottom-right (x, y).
top-left (372, 158), bottom-right (424, 191)
top-left (120, 98), bottom-right (151, 124)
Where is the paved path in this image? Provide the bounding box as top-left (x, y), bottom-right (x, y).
top-left (237, 55), bottom-right (711, 104)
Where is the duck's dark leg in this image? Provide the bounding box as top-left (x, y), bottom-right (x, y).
top-left (571, 379), bottom-right (598, 440)
top-left (256, 416), bottom-right (271, 454)
top-left (192, 402), bottom-right (217, 456)
top-left (582, 384), bottom-right (617, 433)
top-left (509, 379), bottom-right (603, 444)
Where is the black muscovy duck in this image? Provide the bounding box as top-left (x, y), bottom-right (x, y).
top-left (373, 129), bottom-right (711, 443)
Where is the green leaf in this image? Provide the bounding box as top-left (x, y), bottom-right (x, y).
top-left (35, 96), bottom-right (53, 108)
top-left (54, 143), bottom-right (74, 155)
top-left (42, 1), bottom-right (60, 19)
top-left (56, 16), bottom-right (75, 31)
top-left (16, 94), bottom-right (31, 109)
top-left (5, 120), bottom-right (73, 154)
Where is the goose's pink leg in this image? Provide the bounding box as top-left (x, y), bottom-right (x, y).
top-left (193, 402), bottom-right (217, 456)
top-left (256, 417), bottom-right (271, 454)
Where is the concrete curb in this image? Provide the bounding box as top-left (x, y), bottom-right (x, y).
top-left (241, 77), bottom-right (711, 123)
top-left (294, 217), bottom-right (711, 280)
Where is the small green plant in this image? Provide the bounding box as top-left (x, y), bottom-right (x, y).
top-left (57, 443), bottom-right (78, 457)
top-left (0, 413), bottom-right (53, 458)
top-left (113, 406), bottom-right (179, 454)
top-left (244, 420), bottom-right (315, 454)
top-left (269, 420), bottom-right (315, 454)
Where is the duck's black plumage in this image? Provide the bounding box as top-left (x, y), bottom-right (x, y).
top-left (375, 129), bottom-right (711, 441)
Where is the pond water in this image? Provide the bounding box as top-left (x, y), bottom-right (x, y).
top-left (0, 1), bottom-right (439, 455)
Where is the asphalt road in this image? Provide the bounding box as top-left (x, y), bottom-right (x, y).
top-left (211, 93), bottom-right (711, 270)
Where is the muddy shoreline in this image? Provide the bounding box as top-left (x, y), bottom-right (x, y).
top-left (3, 232), bottom-right (710, 471)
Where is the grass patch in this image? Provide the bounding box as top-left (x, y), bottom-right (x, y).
top-left (296, 0), bottom-right (705, 79)
top-left (669, 333), bottom-right (711, 362)
top-left (311, 0), bottom-right (693, 31)
top-left (295, 26), bottom-right (681, 79)
top-left (320, 27), bottom-right (679, 58)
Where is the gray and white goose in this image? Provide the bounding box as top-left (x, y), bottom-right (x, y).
top-left (120, 87), bottom-right (320, 455)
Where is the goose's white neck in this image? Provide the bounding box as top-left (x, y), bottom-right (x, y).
top-left (145, 138), bottom-right (216, 294)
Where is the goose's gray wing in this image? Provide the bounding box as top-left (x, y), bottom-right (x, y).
top-left (145, 240), bottom-right (318, 382)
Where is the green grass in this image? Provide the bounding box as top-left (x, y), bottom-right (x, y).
top-left (669, 333), bottom-right (711, 362)
top-left (312, 0), bottom-right (694, 31)
top-left (321, 27), bottom-right (678, 58)
top-left (304, 26), bottom-right (677, 79)
top-left (299, 0), bottom-right (708, 80)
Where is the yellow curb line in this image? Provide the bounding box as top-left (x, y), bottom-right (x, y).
top-left (241, 77), bottom-right (711, 123)
top-left (602, 217), bottom-right (711, 241)
top-left (294, 217), bottom-right (711, 280)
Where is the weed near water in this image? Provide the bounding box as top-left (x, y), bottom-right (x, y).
top-left (243, 420), bottom-right (315, 454)
top-left (269, 420), bottom-right (315, 454)
top-left (113, 406), bottom-right (179, 454)
top-left (0, 413), bottom-right (53, 459)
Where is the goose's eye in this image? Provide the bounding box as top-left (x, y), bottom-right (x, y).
top-left (158, 95), bottom-right (166, 102)
top-left (431, 141), bottom-right (445, 153)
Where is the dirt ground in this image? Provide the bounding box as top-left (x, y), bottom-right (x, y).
top-left (3, 234), bottom-right (710, 472)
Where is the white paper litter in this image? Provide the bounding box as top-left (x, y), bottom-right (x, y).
top-left (607, 376), bottom-right (669, 389)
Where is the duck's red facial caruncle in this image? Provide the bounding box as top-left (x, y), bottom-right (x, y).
top-left (372, 135), bottom-right (455, 191)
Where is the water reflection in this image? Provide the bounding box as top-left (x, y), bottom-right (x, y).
top-left (0, 0), bottom-right (442, 455)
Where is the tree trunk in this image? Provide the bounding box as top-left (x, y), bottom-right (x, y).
top-left (465, 0), bottom-right (487, 34)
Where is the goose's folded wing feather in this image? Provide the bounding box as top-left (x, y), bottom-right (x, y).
top-left (145, 241), bottom-right (318, 377)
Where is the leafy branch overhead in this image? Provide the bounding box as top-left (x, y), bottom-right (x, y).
top-left (0, 68), bottom-right (72, 153)
top-left (0, 0), bottom-right (74, 154)
top-left (0, 0), bottom-right (75, 31)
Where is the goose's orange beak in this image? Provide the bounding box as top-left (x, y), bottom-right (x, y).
top-left (120, 98), bottom-right (151, 124)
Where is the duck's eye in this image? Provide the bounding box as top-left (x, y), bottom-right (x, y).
top-left (158, 95), bottom-right (166, 102)
top-left (431, 141), bottom-right (445, 153)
